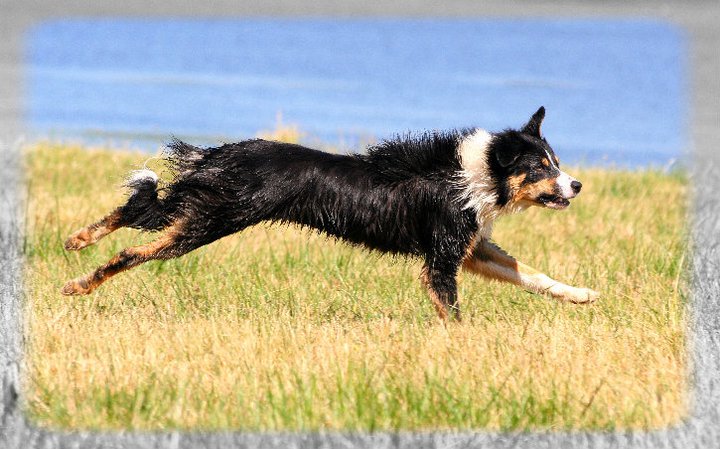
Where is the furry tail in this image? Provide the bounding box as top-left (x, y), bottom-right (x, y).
top-left (119, 139), bottom-right (206, 231)
top-left (120, 168), bottom-right (171, 231)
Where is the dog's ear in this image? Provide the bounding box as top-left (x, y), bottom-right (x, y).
top-left (496, 142), bottom-right (522, 168)
top-left (521, 106), bottom-right (545, 137)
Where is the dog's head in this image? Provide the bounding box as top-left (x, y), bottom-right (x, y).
top-left (489, 107), bottom-right (582, 210)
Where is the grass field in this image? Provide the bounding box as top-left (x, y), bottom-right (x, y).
top-left (22, 142), bottom-right (689, 431)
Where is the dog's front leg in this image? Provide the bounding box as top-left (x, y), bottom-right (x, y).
top-left (420, 264), bottom-right (461, 321)
top-left (463, 239), bottom-right (599, 303)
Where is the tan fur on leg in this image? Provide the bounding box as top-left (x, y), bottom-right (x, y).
top-left (61, 232), bottom-right (178, 296)
top-left (420, 265), bottom-right (450, 321)
top-left (463, 239), bottom-right (599, 303)
top-left (64, 209), bottom-right (123, 251)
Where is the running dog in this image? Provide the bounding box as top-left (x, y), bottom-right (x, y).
top-left (62, 107), bottom-right (599, 320)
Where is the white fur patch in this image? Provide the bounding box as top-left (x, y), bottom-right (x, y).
top-left (125, 169), bottom-right (159, 192)
top-left (556, 171), bottom-right (577, 198)
top-left (456, 129), bottom-right (501, 237)
top-left (128, 168), bottom-right (159, 184)
top-left (544, 148), bottom-right (559, 170)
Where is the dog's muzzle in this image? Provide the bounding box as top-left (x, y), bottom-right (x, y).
top-left (542, 171), bottom-right (582, 210)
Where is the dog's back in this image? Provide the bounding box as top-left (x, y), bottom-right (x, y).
top-left (152, 137), bottom-right (476, 256)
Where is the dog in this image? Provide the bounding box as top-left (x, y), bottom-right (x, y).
top-left (61, 106), bottom-right (599, 320)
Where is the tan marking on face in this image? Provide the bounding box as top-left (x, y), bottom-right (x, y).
top-left (541, 158), bottom-right (550, 167)
top-left (507, 173), bottom-right (527, 194)
top-left (511, 178), bottom-right (557, 206)
top-left (553, 155), bottom-right (560, 165)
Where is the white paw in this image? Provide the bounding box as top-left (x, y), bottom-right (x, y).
top-left (549, 285), bottom-right (600, 304)
top-left (570, 287), bottom-right (600, 304)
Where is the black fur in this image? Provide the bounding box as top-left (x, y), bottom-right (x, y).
top-left (131, 132), bottom-right (478, 260)
top-left (108, 131), bottom-right (481, 319)
top-left (65, 107), bottom-right (578, 319)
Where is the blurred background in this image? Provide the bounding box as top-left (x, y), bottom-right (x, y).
top-left (24, 18), bottom-right (685, 167)
top-left (0, 1), bottom-right (692, 169)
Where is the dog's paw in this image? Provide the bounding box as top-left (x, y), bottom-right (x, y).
top-left (568, 287), bottom-right (600, 304)
top-left (64, 228), bottom-right (92, 251)
top-left (549, 285), bottom-right (599, 304)
top-left (61, 278), bottom-right (93, 296)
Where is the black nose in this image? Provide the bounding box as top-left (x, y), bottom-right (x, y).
top-left (571, 180), bottom-right (582, 193)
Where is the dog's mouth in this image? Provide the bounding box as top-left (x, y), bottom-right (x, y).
top-left (537, 194), bottom-right (570, 210)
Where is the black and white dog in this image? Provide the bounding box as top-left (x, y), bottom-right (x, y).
top-left (62, 107), bottom-right (599, 320)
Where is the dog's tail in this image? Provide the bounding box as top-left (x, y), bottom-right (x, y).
top-left (64, 140), bottom-right (207, 252)
top-left (119, 139), bottom-right (206, 232)
top-left (119, 168), bottom-right (172, 232)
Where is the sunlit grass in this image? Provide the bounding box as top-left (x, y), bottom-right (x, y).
top-left (23, 143), bottom-right (688, 431)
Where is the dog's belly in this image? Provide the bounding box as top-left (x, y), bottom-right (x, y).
top-left (290, 211), bottom-right (424, 256)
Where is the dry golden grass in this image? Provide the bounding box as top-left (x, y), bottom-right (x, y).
top-left (22, 143), bottom-right (688, 431)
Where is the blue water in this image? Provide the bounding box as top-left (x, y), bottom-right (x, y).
top-left (27, 19), bottom-right (686, 166)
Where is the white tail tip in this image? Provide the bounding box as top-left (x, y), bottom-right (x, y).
top-left (124, 169), bottom-right (159, 191)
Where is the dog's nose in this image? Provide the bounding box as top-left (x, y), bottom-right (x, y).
top-left (571, 180), bottom-right (582, 194)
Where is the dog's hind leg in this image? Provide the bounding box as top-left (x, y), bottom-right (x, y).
top-left (462, 239), bottom-right (599, 303)
top-left (65, 168), bottom-right (167, 251)
top-left (61, 222), bottom-right (201, 296)
top-left (64, 208), bottom-right (125, 251)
